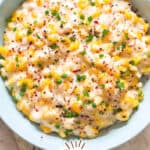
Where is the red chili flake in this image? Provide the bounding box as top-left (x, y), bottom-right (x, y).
top-left (72, 69), bottom-right (81, 73)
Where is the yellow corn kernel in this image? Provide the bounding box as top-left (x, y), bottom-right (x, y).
top-left (92, 9), bottom-right (101, 18)
top-left (143, 23), bottom-right (149, 32)
top-left (51, 71), bottom-right (60, 79)
top-left (77, 0), bottom-right (89, 9)
top-left (113, 56), bottom-right (120, 61)
top-left (51, 4), bottom-right (60, 11)
top-left (0, 46), bottom-right (9, 57)
top-left (145, 36), bottom-right (150, 44)
top-left (47, 23), bottom-right (58, 34)
top-left (27, 35), bottom-right (35, 43)
top-left (40, 124), bottom-right (51, 134)
top-left (4, 61), bottom-right (16, 72)
top-left (124, 12), bottom-right (132, 20)
top-left (71, 102), bottom-right (81, 114)
top-left (124, 46), bottom-right (132, 53)
top-left (69, 40), bottom-right (80, 51)
top-left (36, 0), bottom-right (43, 6)
top-left (141, 67), bottom-right (150, 74)
top-left (95, 0), bottom-right (103, 7)
top-left (41, 79), bottom-right (53, 89)
top-left (122, 97), bottom-right (139, 108)
top-left (22, 105), bottom-right (30, 116)
top-left (47, 34), bottom-right (58, 43)
top-left (34, 40), bottom-right (44, 47)
top-left (7, 23), bottom-right (14, 30)
top-left (116, 110), bottom-right (130, 121)
top-left (103, 0), bottom-right (111, 4)
top-left (59, 131), bottom-right (66, 138)
top-left (19, 78), bottom-right (33, 88)
top-left (136, 32), bottom-right (142, 39)
top-left (32, 12), bottom-right (37, 18)
top-left (64, 83), bottom-right (70, 90)
top-left (131, 57), bottom-right (141, 65)
top-left (29, 114), bottom-right (34, 122)
top-left (73, 87), bottom-right (81, 95)
top-left (16, 30), bottom-right (24, 41)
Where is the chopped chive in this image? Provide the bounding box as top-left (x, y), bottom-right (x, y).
top-left (129, 60), bottom-right (135, 65)
top-left (116, 80), bottom-right (125, 91)
top-left (55, 124), bottom-right (60, 129)
top-left (147, 51), bottom-right (150, 57)
top-left (27, 27), bottom-right (32, 36)
top-left (92, 102), bottom-right (96, 108)
top-left (102, 29), bottom-right (109, 38)
top-left (50, 43), bottom-right (57, 49)
top-left (51, 10), bottom-right (61, 21)
top-left (120, 42), bottom-right (126, 50)
top-left (65, 129), bottom-right (72, 136)
top-left (80, 14), bottom-right (85, 20)
top-left (90, 0), bottom-right (95, 6)
top-left (36, 33), bottom-right (41, 39)
top-left (64, 110), bottom-right (79, 118)
top-left (45, 10), bottom-right (49, 16)
top-left (81, 50), bottom-right (86, 56)
top-left (88, 16), bottom-right (93, 22)
top-left (61, 73), bottom-right (68, 79)
top-left (99, 54), bottom-right (104, 59)
top-left (86, 34), bottom-right (93, 43)
top-left (12, 96), bottom-right (19, 103)
top-left (113, 108), bottom-right (122, 114)
top-left (15, 56), bottom-right (19, 62)
top-left (37, 62), bottom-right (43, 68)
top-left (20, 83), bottom-right (27, 96)
top-left (70, 37), bottom-right (76, 42)
top-left (76, 74), bottom-right (86, 82)
top-left (125, 33), bottom-right (129, 40)
top-left (13, 27), bottom-right (17, 32)
top-left (83, 90), bottom-right (90, 97)
top-left (55, 79), bottom-right (62, 85)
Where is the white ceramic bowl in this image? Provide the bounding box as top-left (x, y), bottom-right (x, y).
top-left (0, 0), bottom-right (150, 150)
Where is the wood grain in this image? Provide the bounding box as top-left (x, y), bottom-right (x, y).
top-left (0, 119), bottom-right (149, 150)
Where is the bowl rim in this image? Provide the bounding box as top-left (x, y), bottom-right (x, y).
top-left (0, 0), bottom-right (150, 149)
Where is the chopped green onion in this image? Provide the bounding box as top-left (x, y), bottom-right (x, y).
top-left (116, 80), bottom-right (125, 91)
top-left (102, 29), bottom-right (109, 38)
top-left (27, 27), bottom-right (32, 36)
top-left (81, 50), bottom-right (86, 56)
top-left (51, 10), bottom-right (61, 21)
top-left (20, 83), bottom-right (27, 96)
top-left (147, 51), bottom-right (150, 57)
top-left (76, 74), bottom-right (87, 82)
top-left (83, 90), bottom-right (90, 97)
top-left (45, 10), bottom-right (49, 16)
top-left (80, 14), bottom-right (85, 20)
top-left (55, 79), bottom-right (62, 85)
top-left (50, 43), bottom-right (57, 49)
top-left (86, 34), bottom-right (93, 43)
top-left (61, 73), bottom-right (68, 79)
top-left (129, 60), bottom-right (135, 65)
top-left (88, 16), bottom-right (93, 22)
top-left (99, 54), bottom-right (104, 59)
top-left (55, 124), bottom-right (60, 129)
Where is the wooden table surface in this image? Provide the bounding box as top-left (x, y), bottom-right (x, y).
top-left (0, 119), bottom-right (149, 150)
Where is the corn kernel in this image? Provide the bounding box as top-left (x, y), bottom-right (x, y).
top-left (47, 34), bottom-right (58, 43)
top-left (77, 0), bottom-right (89, 9)
top-left (69, 40), bottom-right (80, 51)
top-left (0, 46), bottom-right (9, 57)
top-left (71, 102), bottom-right (81, 114)
top-left (40, 124), bottom-right (51, 134)
top-left (19, 78), bottom-right (33, 88)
